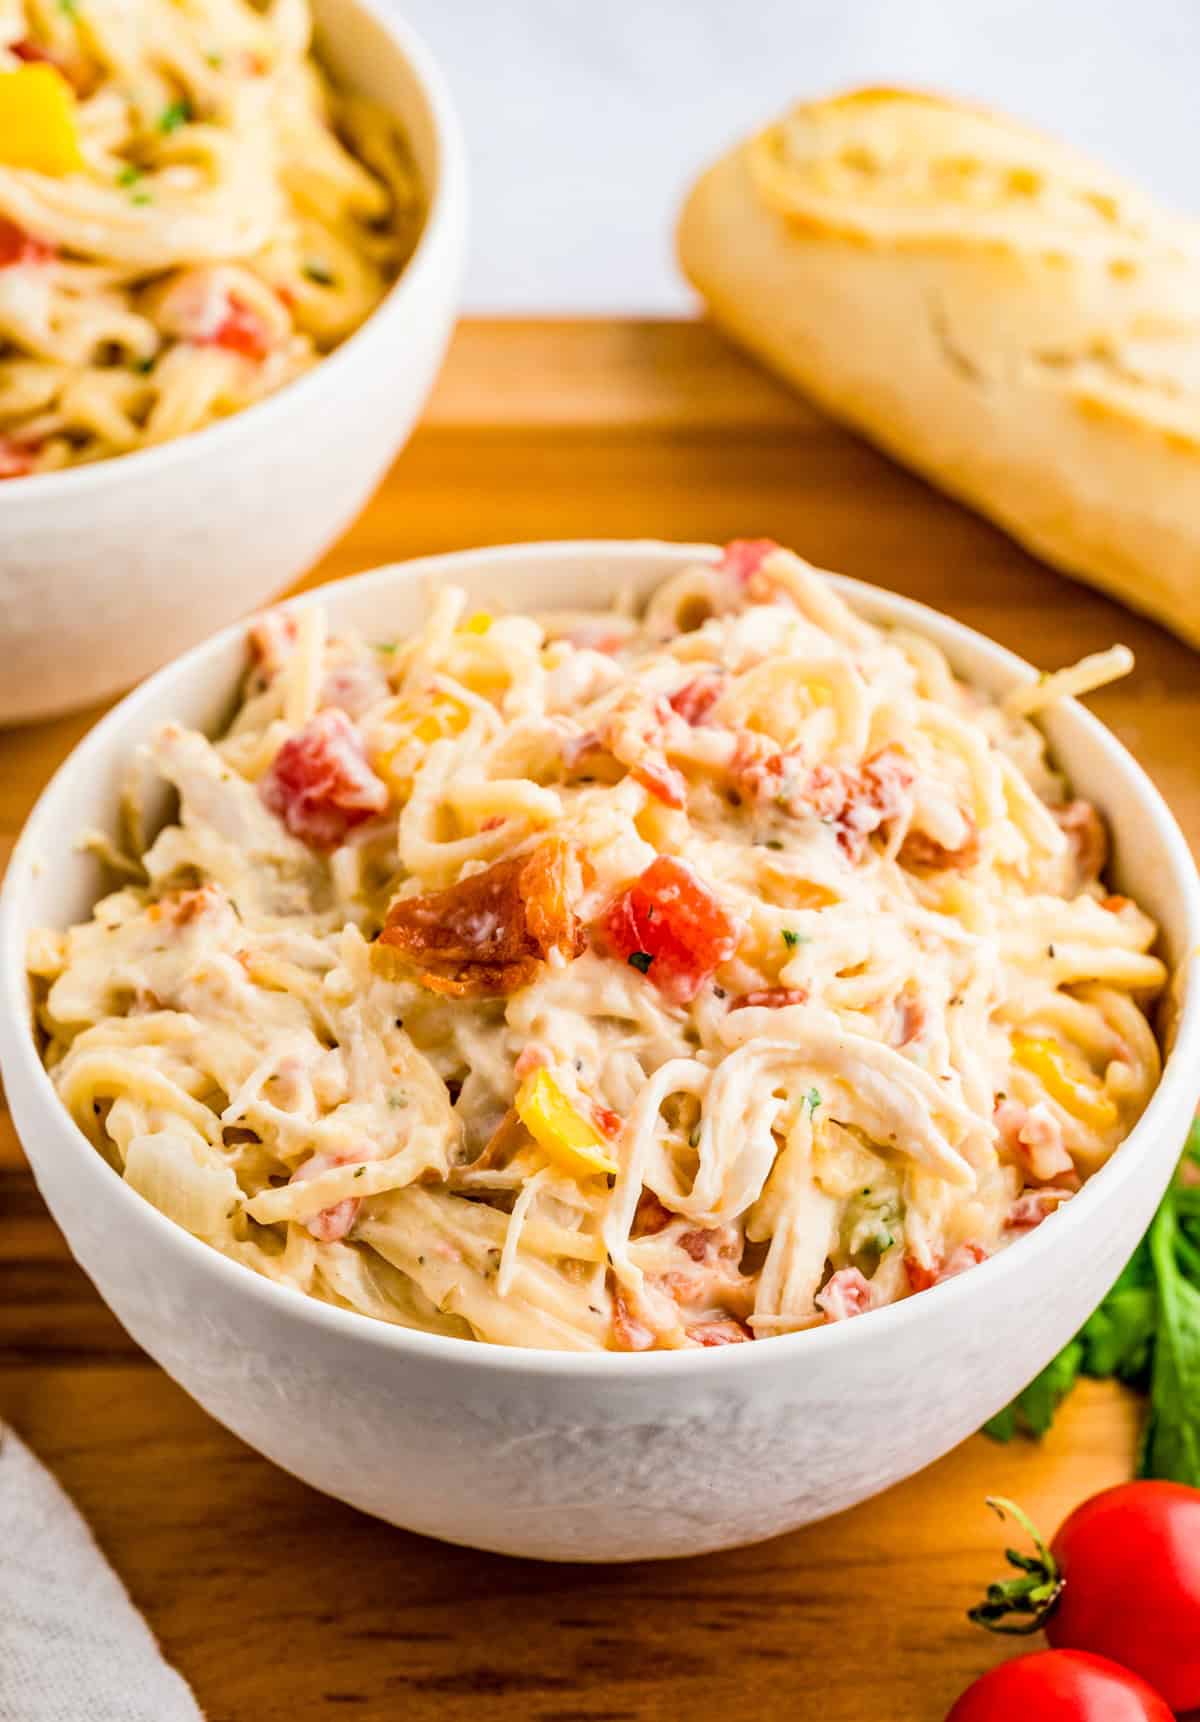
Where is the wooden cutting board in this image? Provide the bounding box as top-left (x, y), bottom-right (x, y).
top-left (2, 319), bottom-right (1196, 1722)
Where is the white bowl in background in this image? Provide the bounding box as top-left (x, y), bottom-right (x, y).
top-left (2, 541), bottom-right (1198, 1562)
top-left (0, 0), bottom-right (466, 727)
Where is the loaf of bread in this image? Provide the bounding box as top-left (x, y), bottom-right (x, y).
top-left (677, 87), bottom-right (1200, 647)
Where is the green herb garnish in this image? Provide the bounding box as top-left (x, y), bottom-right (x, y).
top-left (781, 929), bottom-right (808, 949)
top-left (353, 1166), bottom-right (365, 1179)
top-left (58, 0), bottom-right (79, 18)
top-left (159, 99), bottom-right (191, 134)
top-left (133, 355), bottom-right (155, 375)
top-left (130, 191), bottom-right (153, 206)
top-left (303, 259), bottom-right (336, 286)
top-left (627, 950), bottom-right (653, 975)
top-left (805, 1086), bottom-right (821, 1116)
top-left (984, 1119), bottom-right (1200, 1485)
top-left (116, 164), bottom-right (142, 188)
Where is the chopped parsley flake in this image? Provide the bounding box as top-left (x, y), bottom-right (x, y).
top-left (58, 0), bottom-right (79, 16)
top-left (303, 258), bottom-right (336, 286)
top-left (116, 165), bottom-right (142, 188)
top-left (804, 1086), bottom-right (821, 1116)
top-left (133, 355), bottom-right (155, 375)
top-left (764, 839), bottom-right (784, 851)
top-left (353, 1166), bottom-right (365, 1179)
top-left (781, 928), bottom-right (808, 949)
top-left (159, 99), bottom-right (191, 134)
top-left (373, 640), bottom-right (397, 653)
top-left (627, 950), bottom-right (653, 974)
top-left (130, 191), bottom-right (153, 206)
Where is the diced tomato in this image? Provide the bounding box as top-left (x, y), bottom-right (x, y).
top-left (0, 218), bottom-right (54, 268)
top-left (259, 708), bottom-right (388, 849)
top-left (211, 297), bottom-right (272, 359)
top-left (591, 1104), bottom-right (623, 1140)
top-left (734, 743), bottom-right (916, 862)
top-left (729, 986), bottom-right (810, 1011)
top-left (631, 757), bottom-right (688, 809)
top-left (0, 435), bottom-right (38, 478)
top-left (903, 1255), bottom-right (939, 1294)
top-left (600, 855), bottom-right (739, 1004)
top-left (1101, 893), bottom-right (1131, 914)
top-left (816, 1266), bottom-right (874, 1321)
top-left (717, 539), bottom-right (780, 583)
top-left (688, 1319), bottom-right (753, 1346)
top-left (157, 269), bottom-right (274, 360)
top-left (668, 676), bottom-right (724, 726)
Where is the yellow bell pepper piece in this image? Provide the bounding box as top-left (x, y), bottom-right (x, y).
top-left (460, 612), bottom-right (493, 635)
top-left (372, 691), bottom-right (470, 796)
top-left (1012, 1034), bottom-right (1118, 1131)
top-left (0, 66), bottom-right (84, 175)
top-left (515, 1068), bottom-right (619, 1180)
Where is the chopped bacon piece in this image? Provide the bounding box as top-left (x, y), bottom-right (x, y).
top-left (1007, 1190), bottom-right (1073, 1231)
top-left (1101, 894), bottom-right (1131, 914)
top-left (1053, 799), bottom-right (1109, 883)
top-left (677, 1226), bottom-right (740, 1264)
top-left (320, 662), bottom-right (390, 719)
top-left (0, 435), bottom-right (38, 479)
top-left (377, 835), bottom-right (584, 998)
top-left (610, 1285), bottom-right (657, 1351)
top-left (591, 1104), bottom-right (623, 1140)
top-left (290, 1153), bottom-right (360, 1243)
top-left (736, 744), bottom-right (916, 862)
top-left (816, 1266), bottom-right (874, 1321)
top-left (898, 821), bottom-right (980, 873)
top-left (164, 885), bottom-right (222, 927)
top-left (717, 540), bottom-right (780, 583)
top-left (260, 708), bottom-right (388, 849)
top-left (995, 1098), bottom-right (1075, 1183)
top-left (513, 1045), bottom-right (549, 1080)
top-left (668, 676), bottom-right (725, 726)
top-left (688, 1319), bottom-right (753, 1346)
top-left (600, 855), bottom-right (739, 1004)
top-left (632, 1188), bottom-right (674, 1236)
top-left (0, 217), bottom-right (54, 268)
top-left (631, 757), bottom-right (688, 809)
top-left (905, 1242), bottom-right (988, 1292)
top-left (248, 609), bottom-right (298, 675)
top-left (891, 991), bottom-right (929, 1048)
top-left (730, 986), bottom-right (810, 1011)
top-left (938, 1242), bottom-right (988, 1279)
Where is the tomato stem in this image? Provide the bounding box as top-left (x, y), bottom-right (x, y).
top-left (967, 1496), bottom-right (1065, 1636)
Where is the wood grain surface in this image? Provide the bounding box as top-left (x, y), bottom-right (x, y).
top-left (2, 318), bottom-right (1197, 1722)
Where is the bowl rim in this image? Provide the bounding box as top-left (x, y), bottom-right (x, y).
top-left (0, 0), bottom-right (466, 504)
top-left (3, 538), bottom-right (1199, 1380)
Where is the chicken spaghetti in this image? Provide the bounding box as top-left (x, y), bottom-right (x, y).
top-left (0, 0), bottom-right (421, 475)
top-left (28, 543), bottom-right (1167, 1350)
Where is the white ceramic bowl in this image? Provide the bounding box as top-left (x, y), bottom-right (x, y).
top-left (3, 542), bottom-right (1198, 1563)
top-left (0, 0), bottom-right (466, 728)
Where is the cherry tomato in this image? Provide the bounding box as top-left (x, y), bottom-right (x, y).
top-left (945, 1650), bottom-right (1172, 1722)
top-left (1045, 1482), bottom-right (1200, 1714)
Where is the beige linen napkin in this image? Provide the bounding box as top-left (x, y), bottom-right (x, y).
top-left (0, 1426), bottom-right (203, 1722)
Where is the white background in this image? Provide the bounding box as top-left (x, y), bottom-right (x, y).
top-left (391, 0), bottom-right (1199, 313)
